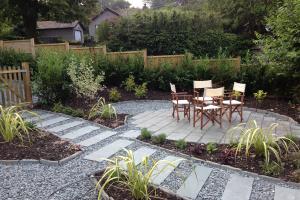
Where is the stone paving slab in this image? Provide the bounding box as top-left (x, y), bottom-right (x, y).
top-left (120, 147), bottom-right (156, 169)
top-left (150, 156), bottom-right (183, 186)
top-left (221, 174), bottom-right (254, 200)
top-left (26, 113), bottom-right (55, 122)
top-left (61, 126), bottom-right (100, 139)
top-left (184, 133), bottom-right (203, 143)
top-left (47, 121), bottom-right (85, 133)
top-left (121, 130), bottom-right (141, 139)
top-left (36, 116), bottom-right (69, 128)
top-left (133, 110), bottom-right (168, 125)
top-left (274, 185), bottom-right (300, 200)
top-left (78, 131), bottom-right (117, 147)
top-left (176, 165), bottom-right (212, 199)
top-left (148, 118), bottom-right (174, 132)
top-left (132, 110), bottom-right (155, 120)
top-left (84, 139), bottom-right (134, 162)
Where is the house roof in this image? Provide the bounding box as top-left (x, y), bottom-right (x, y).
top-left (91, 7), bottom-right (120, 21)
top-left (37, 20), bottom-right (81, 30)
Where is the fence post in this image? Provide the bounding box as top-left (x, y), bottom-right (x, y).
top-left (21, 62), bottom-right (33, 104)
top-left (143, 49), bottom-right (147, 68)
top-left (103, 45), bottom-right (107, 55)
top-left (65, 42), bottom-right (70, 51)
top-left (236, 56), bottom-right (241, 70)
top-left (30, 38), bottom-right (36, 57)
top-left (0, 40), bottom-right (3, 48)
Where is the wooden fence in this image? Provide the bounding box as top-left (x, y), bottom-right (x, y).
top-left (147, 54), bottom-right (186, 69)
top-left (70, 46), bottom-right (107, 55)
top-left (35, 42), bottom-right (69, 52)
top-left (0, 39), bottom-right (35, 57)
top-left (0, 62), bottom-right (32, 106)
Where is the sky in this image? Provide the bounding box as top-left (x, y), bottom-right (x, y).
top-left (127, 0), bottom-right (144, 8)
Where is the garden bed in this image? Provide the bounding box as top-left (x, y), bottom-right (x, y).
top-left (91, 113), bottom-right (128, 129)
top-left (138, 137), bottom-right (300, 183)
top-left (0, 130), bottom-right (81, 161)
top-left (94, 171), bottom-right (183, 200)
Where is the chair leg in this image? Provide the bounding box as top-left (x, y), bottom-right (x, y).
top-left (220, 109), bottom-right (222, 128)
top-left (240, 106), bottom-right (243, 122)
top-left (188, 104), bottom-right (191, 122)
top-left (176, 105), bottom-right (179, 121)
top-left (193, 108), bottom-right (196, 127)
top-left (172, 104), bottom-right (175, 118)
top-left (229, 106), bottom-right (232, 123)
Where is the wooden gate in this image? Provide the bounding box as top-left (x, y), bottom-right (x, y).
top-left (0, 62), bottom-right (32, 106)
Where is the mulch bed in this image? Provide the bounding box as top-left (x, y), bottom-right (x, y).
top-left (91, 113), bottom-right (127, 129)
top-left (94, 171), bottom-right (183, 200)
top-left (0, 130), bottom-right (81, 161)
top-left (139, 137), bottom-right (300, 183)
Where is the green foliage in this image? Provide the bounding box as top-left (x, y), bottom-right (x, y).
top-left (151, 133), bottom-right (167, 144)
top-left (67, 54), bottom-right (104, 99)
top-left (89, 97), bottom-right (117, 120)
top-left (97, 149), bottom-right (177, 200)
top-left (33, 50), bottom-right (70, 104)
top-left (261, 161), bottom-right (282, 176)
top-left (96, 21), bottom-right (111, 43)
top-left (0, 105), bottom-right (36, 143)
top-left (52, 102), bottom-right (84, 118)
top-left (0, 48), bottom-right (34, 68)
top-left (135, 83), bottom-right (148, 99)
top-left (109, 87), bottom-right (121, 102)
top-left (253, 90), bottom-right (267, 103)
top-left (230, 120), bottom-right (299, 165)
top-left (140, 128), bottom-right (152, 140)
top-left (206, 142), bottom-right (218, 154)
top-left (123, 75), bottom-right (136, 92)
top-left (175, 139), bottom-right (187, 150)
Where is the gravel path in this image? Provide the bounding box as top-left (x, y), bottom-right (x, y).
top-left (1, 100), bottom-right (299, 200)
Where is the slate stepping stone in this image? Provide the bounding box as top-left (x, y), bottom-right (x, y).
top-left (120, 147), bottom-right (156, 169)
top-left (176, 165), bottom-right (212, 199)
top-left (150, 155), bottom-right (183, 186)
top-left (47, 121), bottom-right (85, 133)
top-left (36, 116), bottom-right (69, 128)
top-left (77, 131), bottom-right (117, 147)
top-left (26, 113), bottom-right (54, 122)
top-left (61, 126), bottom-right (100, 139)
top-left (121, 130), bottom-right (141, 138)
top-left (84, 139), bottom-right (134, 162)
top-left (221, 174), bottom-right (254, 200)
top-left (274, 185), bottom-right (300, 200)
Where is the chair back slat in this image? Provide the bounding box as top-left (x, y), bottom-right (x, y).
top-left (193, 80), bottom-right (212, 89)
top-left (205, 87), bottom-right (224, 97)
top-left (233, 82), bottom-right (246, 93)
top-left (170, 83), bottom-right (176, 93)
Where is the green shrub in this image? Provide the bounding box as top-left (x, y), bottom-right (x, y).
top-left (0, 105), bottom-right (37, 143)
top-left (206, 142), bottom-right (218, 154)
top-left (0, 48), bottom-right (34, 68)
top-left (253, 90), bottom-right (267, 103)
top-left (52, 102), bottom-right (84, 118)
top-left (123, 75), bottom-right (136, 92)
top-left (109, 87), bottom-right (121, 102)
top-left (261, 161), bottom-right (282, 176)
top-left (135, 83), bottom-right (148, 99)
top-left (151, 133), bottom-right (167, 144)
top-left (140, 128), bottom-right (151, 140)
top-left (175, 139), bottom-right (187, 150)
top-left (88, 97), bottom-right (117, 120)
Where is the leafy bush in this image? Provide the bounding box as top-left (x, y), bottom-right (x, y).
top-left (135, 83), bottom-right (148, 99)
top-left (140, 128), bottom-right (151, 140)
top-left (206, 142), bottom-right (218, 154)
top-left (67, 54), bottom-right (104, 99)
top-left (109, 87), bottom-right (121, 102)
top-left (88, 97), bottom-right (117, 120)
top-left (122, 75), bottom-right (136, 92)
top-left (175, 139), bottom-right (187, 150)
top-left (0, 48), bottom-right (34, 68)
top-left (52, 102), bottom-right (84, 118)
top-left (98, 149), bottom-right (178, 200)
top-left (151, 133), bottom-right (167, 144)
top-left (0, 105), bottom-right (36, 143)
top-left (253, 90), bottom-right (267, 103)
top-left (230, 120), bottom-right (299, 165)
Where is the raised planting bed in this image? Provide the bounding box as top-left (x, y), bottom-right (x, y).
top-left (90, 113), bottom-right (128, 129)
top-left (0, 130), bottom-right (81, 161)
top-left (93, 171), bottom-right (184, 200)
top-left (138, 137), bottom-right (300, 183)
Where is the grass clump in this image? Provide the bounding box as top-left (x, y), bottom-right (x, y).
top-left (135, 83), bottom-right (148, 99)
top-left (140, 128), bottom-right (151, 140)
top-left (122, 75), bottom-right (136, 92)
top-left (52, 102), bottom-right (84, 117)
top-left (151, 133), bottom-right (166, 144)
top-left (175, 139), bottom-right (187, 150)
top-left (89, 97), bottom-right (117, 120)
top-left (206, 142), bottom-right (218, 154)
top-left (109, 87), bottom-right (121, 102)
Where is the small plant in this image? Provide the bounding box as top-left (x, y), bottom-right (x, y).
top-left (109, 87), bottom-right (121, 102)
top-left (0, 105), bottom-right (37, 143)
top-left (88, 97), bottom-right (117, 120)
top-left (232, 90), bottom-right (241, 98)
top-left (52, 102), bottom-right (84, 117)
top-left (229, 120), bottom-right (299, 165)
top-left (254, 90), bottom-right (267, 104)
top-left (151, 133), bottom-right (167, 144)
top-left (261, 161), bottom-right (282, 176)
top-left (97, 149), bottom-right (177, 200)
top-left (135, 82), bottom-right (148, 99)
top-left (175, 139), bottom-right (187, 150)
top-left (123, 75), bottom-right (136, 92)
top-left (140, 128), bottom-right (152, 140)
top-left (206, 142), bottom-right (218, 154)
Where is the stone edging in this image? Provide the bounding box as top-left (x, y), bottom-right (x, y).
top-left (134, 138), bottom-right (300, 189)
top-left (0, 150), bottom-right (83, 166)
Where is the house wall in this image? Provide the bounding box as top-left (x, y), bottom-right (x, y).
top-left (89, 11), bottom-right (119, 39)
top-left (38, 25), bottom-right (84, 43)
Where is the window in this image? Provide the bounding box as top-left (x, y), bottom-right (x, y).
top-left (75, 30), bottom-right (82, 41)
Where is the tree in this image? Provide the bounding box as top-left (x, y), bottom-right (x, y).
top-left (1, 0), bottom-right (98, 38)
top-left (100, 0), bottom-right (131, 10)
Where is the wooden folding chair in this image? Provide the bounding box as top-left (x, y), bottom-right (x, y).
top-left (193, 87), bottom-right (224, 129)
top-left (170, 83), bottom-right (192, 122)
top-left (193, 80), bottom-right (213, 104)
top-left (222, 82), bottom-right (246, 123)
